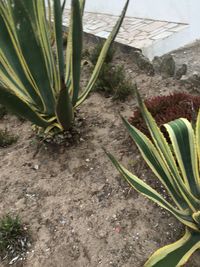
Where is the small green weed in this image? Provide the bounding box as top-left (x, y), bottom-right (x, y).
top-left (89, 43), bottom-right (134, 100)
top-left (0, 129), bottom-right (18, 147)
top-left (0, 215), bottom-right (31, 264)
top-left (89, 42), bottom-right (115, 65)
top-left (94, 63), bottom-right (134, 100)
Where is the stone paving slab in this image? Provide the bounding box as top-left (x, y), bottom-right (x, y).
top-left (62, 9), bottom-right (188, 51)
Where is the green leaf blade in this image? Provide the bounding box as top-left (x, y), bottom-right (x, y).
top-left (122, 117), bottom-right (189, 210)
top-left (8, 0), bottom-right (56, 114)
top-left (56, 80), bottom-right (73, 130)
top-left (165, 118), bottom-right (200, 198)
top-left (145, 229), bottom-right (200, 267)
top-left (71, 0), bottom-right (83, 106)
top-left (53, 0), bottom-right (65, 79)
top-left (0, 8), bottom-right (43, 109)
top-left (0, 85), bottom-right (49, 128)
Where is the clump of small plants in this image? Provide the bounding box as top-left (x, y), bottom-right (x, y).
top-left (129, 92), bottom-right (200, 139)
top-left (0, 129), bottom-right (18, 148)
top-left (89, 41), bottom-right (115, 65)
top-left (95, 63), bottom-right (134, 100)
top-left (89, 42), bottom-right (134, 100)
top-left (0, 215), bottom-right (31, 265)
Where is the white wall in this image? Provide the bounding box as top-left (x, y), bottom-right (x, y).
top-left (65, 0), bottom-right (191, 23)
top-left (188, 0), bottom-right (200, 39)
top-left (64, 0), bottom-right (200, 58)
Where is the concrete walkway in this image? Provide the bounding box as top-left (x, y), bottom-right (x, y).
top-left (62, 9), bottom-right (189, 59)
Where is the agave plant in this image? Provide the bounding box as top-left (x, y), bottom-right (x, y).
top-left (0, 0), bottom-right (129, 132)
top-left (107, 88), bottom-right (200, 266)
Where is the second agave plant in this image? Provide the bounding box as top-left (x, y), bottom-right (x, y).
top-left (107, 88), bottom-right (200, 266)
top-left (0, 0), bottom-right (129, 132)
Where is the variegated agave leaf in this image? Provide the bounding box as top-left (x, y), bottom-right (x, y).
top-left (107, 87), bottom-right (200, 266)
top-left (0, 0), bottom-right (129, 132)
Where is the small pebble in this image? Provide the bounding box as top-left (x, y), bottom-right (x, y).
top-left (33, 164), bottom-right (39, 170)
